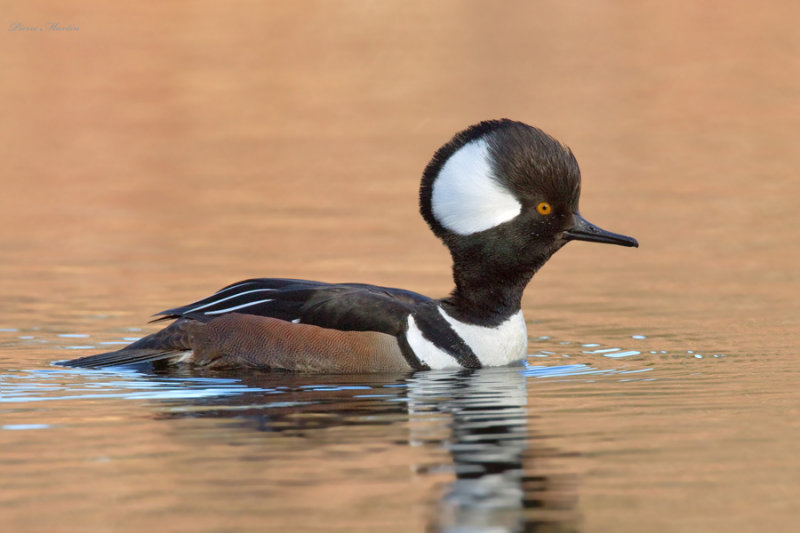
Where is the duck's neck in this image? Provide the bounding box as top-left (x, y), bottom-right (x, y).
top-left (440, 259), bottom-right (539, 327)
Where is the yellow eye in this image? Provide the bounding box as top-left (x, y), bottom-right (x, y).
top-left (536, 202), bottom-right (552, 215)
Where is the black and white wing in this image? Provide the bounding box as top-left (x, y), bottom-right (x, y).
top-left (156, 278), bottom-right (432, 336)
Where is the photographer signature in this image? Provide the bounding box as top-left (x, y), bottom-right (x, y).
top-left (9, 22), bottom-right (80, 32)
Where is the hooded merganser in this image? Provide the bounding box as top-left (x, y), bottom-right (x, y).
top-left (62, 119), bottom-right (638, 373)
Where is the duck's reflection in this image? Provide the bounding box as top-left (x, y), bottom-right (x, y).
top-left (408, 368), bottom-right (578, 532)
top-left (155, 366), bottom-right (578, 532)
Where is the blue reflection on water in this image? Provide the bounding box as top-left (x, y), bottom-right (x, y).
top-left (0, 348), bottom-right (662, 405)
top-left (522, 362), bottom-right (653, 378)
top-left (0, 368), bottom-right (272, 403)
top-left (2, 423), bottom-right (51, 430)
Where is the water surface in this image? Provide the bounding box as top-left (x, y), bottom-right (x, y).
top-left (1, 2), bottom-right (798, 532)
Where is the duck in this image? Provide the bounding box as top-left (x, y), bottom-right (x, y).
top-left (61, 119), bottom-right (638, 373)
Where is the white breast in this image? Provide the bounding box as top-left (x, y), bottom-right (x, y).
top-left (406, 308), bottom-right (528, 369)
top-left (439, 308), bottom-right (528, 367)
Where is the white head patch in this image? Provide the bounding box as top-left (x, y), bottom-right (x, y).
top-left (431, 138), bottom-right (522, 235)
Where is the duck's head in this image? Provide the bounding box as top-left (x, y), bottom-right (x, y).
top-left (420, 119), bottom-right (637, 282)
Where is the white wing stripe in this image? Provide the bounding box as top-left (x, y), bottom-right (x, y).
top-left (183, 288), bottom-right (276, 314)
top-left (212, 281), bottom-right (260, 294)
top-left (202, 298), bottom-right (274, 315)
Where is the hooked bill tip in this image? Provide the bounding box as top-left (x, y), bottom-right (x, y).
top-left (564, 215), bottom-right (638, 248)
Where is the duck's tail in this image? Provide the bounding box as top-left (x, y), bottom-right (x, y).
top-left (57, 318), bottom-right (199, 369)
